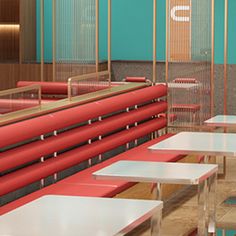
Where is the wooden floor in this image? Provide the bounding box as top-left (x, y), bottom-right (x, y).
top-left (114, 156), bottom-right (236, 236)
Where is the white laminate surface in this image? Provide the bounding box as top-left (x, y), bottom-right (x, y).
top-left (148, 132), bottom-right (236, 156)
top-left (205, 115), bottom-right (236, 127)
top-left (93, 161), bottom-right (218, 185)
top-left (0, 195), bottom-right (163, 236)
top-left (168, 83), bottom-right (199, 89)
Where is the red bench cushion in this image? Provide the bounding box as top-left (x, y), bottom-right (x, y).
top-left (60, 134), bottom-right (182, 187)
top-left (1, 133), bottom-right (183, 216)
top-left (0, 183), bottom-right (118, 216)
top-left (172, 104), bottom-right (200, 112)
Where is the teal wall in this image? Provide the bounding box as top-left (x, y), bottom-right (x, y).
top-left (36, 0), bottom-right (53, 62)
top-left (217, 229), bottom-right (236, 236)
top-left (37, 0), bottom-right (236, 64)
top-left (228, 0), bottom-right (236, 64)
top-left (214, 0), bottom-right (224, 64)
top-left (213, 0), bottom-right (236, 64)
top-left (99, 0), bottom-right (166, 61)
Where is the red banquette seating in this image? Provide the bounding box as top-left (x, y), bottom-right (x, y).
top-left (0, 84), bottom-right (183, 215)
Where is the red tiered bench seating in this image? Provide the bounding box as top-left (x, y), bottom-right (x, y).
top-left (0, 84), bottom-right (186, 216)
top-left (17, 80), bottom-right (116, 97)
top-left (125, 77), bottom-right (148, 83)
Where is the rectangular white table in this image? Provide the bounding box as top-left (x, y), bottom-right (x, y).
top-left (205, 115), bottom-right (236, 128)
top-left (168, 83), bottom-right (199, 89)
top-left (93, 161), bottom-right (218, 236)
top-left (148, 131), bottom-right (236, 178)
top-left (204, 115), bottom-right (236, 176)
top-left (148, 131), bottom-right (236, 157)
top-left (0, 195), bottom-right (163, 236)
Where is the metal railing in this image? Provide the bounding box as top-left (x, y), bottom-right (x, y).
top-left (67, 71), bottom-right (111, 101)
top-left (0, 85), bottom-right (41, 118)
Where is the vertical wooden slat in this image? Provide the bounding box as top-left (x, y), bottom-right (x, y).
top-left (52, 0), bottom-right (56, 82)
top-left (108, 0), bottom-right (111, 77)
top-left (224, 0), bottom-right (228, 115)
top-left (19, 0), bottom-right (37, 62)
top-left (95, 0), bottom-right (99, 74)
top-left (40, 0), bottom-right (44, 82)
top-left (210, 0), bottom-right (215, 117)
top-left (165, 0), bottom-right (169, 82)
top-left (0, 0), bottom-right (20, 62)
top-left (153, 0), bottom-right (157, 84)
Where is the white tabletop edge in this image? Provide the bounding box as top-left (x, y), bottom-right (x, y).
top-left (204, 115), bottom-right (236, 127)
top-left (93, 161), bottom-right (218, 185)
top-left (0, 195), bottom-right (163, 236)
top-left (115, 204), bottom-right (163, 235)
top-left (148, 148), bottom-right (236, 157)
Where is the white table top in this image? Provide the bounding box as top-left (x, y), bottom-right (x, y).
top-left (168, 83), bottom-right (199, 89)
top-left (0, 195), bottom-right (163, 236)
top-left (148, 132), bottom-right (236, 156)
top-left (205, 115), bottom-right (236, 127)
top-left (93, 161), bottom-right (218, 185)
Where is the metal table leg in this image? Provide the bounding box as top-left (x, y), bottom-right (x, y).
top-left (207, 172), bottom-right (217, 234)
top-left (151, 183), bottom-right (162, 236)
top-left (198, 179), bottom-right (208, 236)
top-left (151, 210), bottom-right (162, 236)
top-left (198, 173), bottom-right (217, 236)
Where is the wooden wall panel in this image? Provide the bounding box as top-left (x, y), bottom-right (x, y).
top-left (0, 62), bottom-right (108, 91)
top-left (0, 0), bottom-right (20, 62)
top-left (20, 0), bottom-right (36, 62)
top-left (0, 64), bottom-right (19, 90)
top-left (0, 25), bottom-right (19, 61)
top-left (0, 0), bottom-right (19, 23)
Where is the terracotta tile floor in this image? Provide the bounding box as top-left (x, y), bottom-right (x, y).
top-left (123, 156), bottom-right (236, 236)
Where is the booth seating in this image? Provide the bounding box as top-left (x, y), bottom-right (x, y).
top-left (171, 78), bottom-right (201, 124)
top-left (16, 81), bottom-right (69, 101)
top-left (0, 99), bottom-right (54, 115)
top-left (125, 76), bottom-right (151, 83)
top-left (0, 84), bottom-right (184, 215)
top-left (17, 81), bottom-right (69, 95)
top-left (17, 80), bottom-right (117, 98)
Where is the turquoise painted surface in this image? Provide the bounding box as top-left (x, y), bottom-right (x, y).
top-left (44, 0), bottom-right (53, 62)
top-left (37, 0), bottom-right (236, 64)
top-left (214, 0), bottom-right (225, 64)
top-left (36, 0), bottom-right (41, 62)
top-left (191, 0), bottom-right (212, 61)
top-left (99, 0), bottom-right (165, 61)
top-left (99, 0), bottom-right (108, 60)
top-left (217, 229), bottom-right (236, 236)
top-left (224, 196), bottom-right (236, 205)
top-left (156, 0), bottom-right (166, 62)
top-left (111, 0), bottom-right (153, 61)
top-left (228, 0), bottom-right (236, 64)
top-left (36, 0), bottom-right (53, 63)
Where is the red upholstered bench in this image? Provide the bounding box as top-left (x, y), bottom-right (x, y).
top-left (159, 113), bottom-right (177, 123)
top-left (0, 84), bottom-right (173, 215)
top-left (60, 133), bottom-right (183, 186)
top-left (171, 104), bottom-right (201, 112)
top-left (0, 183), bottom-right (118, 216)
top-left (125, 77), bottom-right (150, 83)
top-left (0, 99), bottom-right (54, 114)
top-left (16, 80), bottom-right (118, 97)
top-left (0, 133), bottom-right (184, 216)
top-left (17, 81), bottom-right (68, 95)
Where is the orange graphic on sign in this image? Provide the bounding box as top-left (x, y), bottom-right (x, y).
top-left (169, 0), bottom-right (191, 62)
